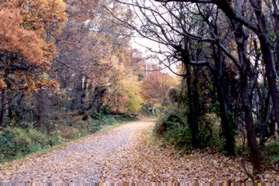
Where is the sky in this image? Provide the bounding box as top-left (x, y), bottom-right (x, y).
top-left (101, 0), bottom-right (179, 74)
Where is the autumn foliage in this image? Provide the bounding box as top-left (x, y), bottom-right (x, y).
top-left (0, 0), bottom-right (66, 91)
top-left (0, 9), bottom-right (45, 66)
top-left (142, 71), bottom-right (178, 106)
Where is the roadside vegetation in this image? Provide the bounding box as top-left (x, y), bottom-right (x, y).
top-left (0, 0), bottom-right (279, 182)
top-left (154, 81), bottom-right (279, 174)
top-left (0, 114), bottom-right (136, 163)
top-left (0, 0), bottom-right (177, 164)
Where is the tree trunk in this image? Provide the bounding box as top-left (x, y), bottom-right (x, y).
top-left (87, 86), bottom-right (107, 117)
top-left (233, 18), bottom-right (263, 172)
top-left (0, 90), bottom-right (6, 127)
top-left (216, 82), bottom-right (236, 155)
top-left (71, 74), bottom-right (86, 113)
top-left (250, 0), bottom-right (279, 128)
top-left (35, 89), bottom-right (52, 133)
top-left (275, 122), bottom-right (279, 140)
top-left (212, 44), bottom-right (236, 155)
top-left (186, 65), bottom-right (200, 148)
top-left (273, 0), bottom-right (279, 73)
top-left (36, 89), bottom-right (45, 131)
top-left (244, 105), bottom-right (262, 173)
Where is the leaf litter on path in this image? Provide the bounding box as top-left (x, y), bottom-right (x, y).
top-left (0, 120), bottom-right (278, 183)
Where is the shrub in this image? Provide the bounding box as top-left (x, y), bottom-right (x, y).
top-left (0, 130), bottom-right (17, 160)
top-left (155, 107), bottom-right (222, 151)
top-left (163, 124), bottom-right (192, 150)
top-left (49, 132), bottom-right (64, 146)
top-left (0, 128), bottom-right (50, 162)
top-left (235, 144), bottom-right (250, 156)
top-left (141, 103), bottom-right (154, 116)
top-left (156, 106), bottom-right (186, 134)
top-left (28, 129), bottom-right (49, 147)
top-left (0, 112), bottom-right (139, 163)
top-left (101, 115), bottom-right (118, 125)
top-left (154, 107), bottom-right (192, 150)
top-left (58, 126), bottom-right (81, 139)
top-left (264, 141), bottom-right (279, 167)
top-left (198, 113), bottom-right (222, 150)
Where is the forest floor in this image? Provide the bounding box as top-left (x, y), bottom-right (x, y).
top-left (0, 118), bottom-right (278, 183)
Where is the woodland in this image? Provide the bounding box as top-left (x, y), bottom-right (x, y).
top-left (0, 0), bottom-right (278, 182)
top-left (0, 0), bottom-right (176, 163)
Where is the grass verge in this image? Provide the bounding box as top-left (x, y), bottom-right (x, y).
top-left (0, 114), bottom-right (138, 164)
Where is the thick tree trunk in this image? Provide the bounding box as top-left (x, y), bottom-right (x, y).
top-left (240, 56), bottom-right (263, 172)
top-left (212, 44), bottom-right (236, 155)
top-left (216, 83), bottom-right (236, 155)
top-left (259, 94), bottom-right (271, 146)
top-left (186, 65), bottom-right (200, 148)
top-left (275, 122), bottom-right (279, 140)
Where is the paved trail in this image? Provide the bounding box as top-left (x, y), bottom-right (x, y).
top-left (0, 119), bottom-right (278, 183)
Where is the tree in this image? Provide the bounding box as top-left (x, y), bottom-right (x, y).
top-left (52, 0), bottom-right (143, 118)
top-left (111, 0), bottom-right (279, 172)
top-left (103, 49), bottom-right (145, 114)
top-left (0, 0), bottom-right (66, 127)
top-left (142, 71), bottom-right (178, 106)
top-left (156, 0), bottom-right (279, 138)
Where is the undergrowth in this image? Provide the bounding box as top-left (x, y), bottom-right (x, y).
top-left (154, 106), bottom-right (224, 153)
top-left (154, 107), bottom-right (279, 169)
top-left (0, 114), bottom-right (137, 163)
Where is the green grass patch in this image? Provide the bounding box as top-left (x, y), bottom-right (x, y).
top-left (0, 114), bottom-right (138, 164)
top-left (0, 128), bottom-right (62, 162)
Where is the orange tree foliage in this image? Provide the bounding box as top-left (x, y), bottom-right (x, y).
top-left (0, 0), bottom-right (66, 91)
top-left (141, 71), bottom-right (179, 106)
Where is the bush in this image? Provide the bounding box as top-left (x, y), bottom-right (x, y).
top-left (198, 113), bottom-right (222, 150)
top-left (155, 107), bottom-right (192, 150)
top-left (101, 115), bottom-right (118, 125)
top-left (141, 103), bottom-right (154, 116)
top-left (155, 106), bottom-right (187, 136)
top-left (28, 129), bottom-right (49, 147)
top-left (58, 126), bottom-right (82, 139)
top-left (49, 132), bottom-right (64, 146)
top-left (93, 113), bottom-right (136, 126)
top-left (264, 141), bottom-right (279, 167)
top-left (163, 124), bottom-right (193, 151)
top-left (155, 107), bottom-right (222, 151)
top-left (0, 128), bottom-right (52, 162)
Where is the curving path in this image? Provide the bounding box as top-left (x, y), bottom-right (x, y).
top-left (0, 120), bottom-right (154, 182)
top-left (0, 119), bottom-right (278, 183)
